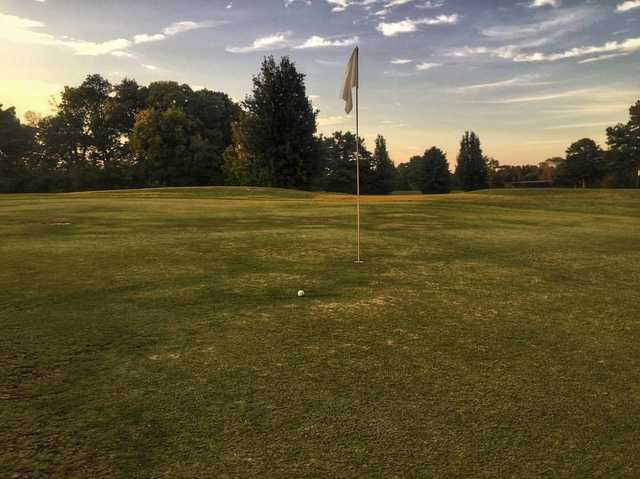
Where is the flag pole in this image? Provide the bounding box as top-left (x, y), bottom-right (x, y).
top-left (355, 47), bottom-right (363, 264)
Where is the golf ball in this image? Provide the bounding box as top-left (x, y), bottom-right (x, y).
top-left (298, 290), bottom-right (305, 297)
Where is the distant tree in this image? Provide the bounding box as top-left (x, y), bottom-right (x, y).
top-left (557, 138), bottom-right (604, 188)
top-left (486, 157), bottom-right (502, 187)
top-left (366, 135), bottom-right (396, 194)
top-left (606, 100), bottom-right (640, 187)
top-left (405, 155), bottom-right (426, 191)
top-left (539, 158), bottom-right (560, 182)
top-left (420, 147), bottom-right (451, 194)
top-left (223, 114), bottom-right (254, 186)
top-left (146, 81), bottom-right (193, 111)
top-left (395, 162), bottom-right (411, 191)
top-left (130, 82), bottom-right (239, 186)
top-left (322, 131), bottom-right (372, 194)
top-left (131, 106), bottom-right (217, 186)
top-left (107, 78), bottom-right (149, 136)
top-left (39, 74), bottom-right (123, 190)
top-left (240, 56), bottom-right (321, 189)
top-left (186, 89), bottom-right (241, 184)
top-left (0, 105), bottom-right (35, 192)
top-left (455, 131), bottom-right (488, 191)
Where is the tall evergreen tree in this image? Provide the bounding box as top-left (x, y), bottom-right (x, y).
top-left (420, 147), bottom-right (451, 194)
top-left (241, 56), bottom-right (321, 189)
top-left (367, 135), bottom-right (396, 195)
top-left (455, 131), bottom-right (488, 191)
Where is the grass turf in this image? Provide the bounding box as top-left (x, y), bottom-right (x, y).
top-left (1, 187), bottom-right (639, 478)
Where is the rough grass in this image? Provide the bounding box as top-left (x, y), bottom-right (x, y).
top-left (1, 187), bottom-right (639, 478)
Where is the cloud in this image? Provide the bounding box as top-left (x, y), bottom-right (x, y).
top-left (447, 45), bottom-right (517, 60)
top-left (529, 0), bottom-right (560, 8)
top-left (229, 33), bottom-right (358, 52)
top-left (112, 50), bottom-right (136, 58)
top-left (481, 7), bottom-right (594, 41)
top-left (326, 0), bottom-right (356, 13)
top-left (482, 88), bottom-right (596, 104)
top-left (377, 14), bottom-right (458, 36)
top-left (226, 33), bottom-right (292, 53)
top-left (415, 1), bottom-right (445, 8)
top-left (134, 20), bottom-right (215, 45)
top-left (0, 12), bottom-right (216, 58)
top-left (617, 1), bottom-right (640, 12)
top-left (285, 0), bottom-right (312, 6)
top-left (578, 52), bottom-right (633, 63)
top-left (295, 35), bottom-right (359, 49)
top-left (513, 37), bottom-right (640, 62)
top-left (453, 74), bottom-right (550, 92)
top-left (0, 12), bottom-right (132, 56)
top-left (544, 122), bottom-right (612, 130)
top-left (163, 21), bottom-right (211, 36)
top-left (327, 0), bottom-right (443, 15)
top-left (416, 62), bottom-right (441, 70)
top-left (134, 33), bottom-right (166, 44)
top-left (318, 115), bottom-right (348, 126)
top-left (391, 58), bottom-right (414, 64)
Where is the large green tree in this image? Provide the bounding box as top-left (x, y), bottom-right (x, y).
top-left (240, 56), bottom-right (321, 189)
top-left (420, 147), bottom-right (451, 194)
top-left (0, 105), bottom-right (35, 192)
top-left (322, 131), bottom-right (372, 194)
top-left (366, 135), bottom-right (396, 195)
top-left (455, 131), bottom-right (488, 191)
top-left (606, 100), bottom-right (640, 187)
top-left (131, 106), bottom-right (220, 186)
top-left (557, 138), bottom-right (604, 188)
top-left (130, 82), bottom-right (239, 186)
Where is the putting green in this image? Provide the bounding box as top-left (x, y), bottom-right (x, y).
top-left (2, 187), bottom-right (639, 477)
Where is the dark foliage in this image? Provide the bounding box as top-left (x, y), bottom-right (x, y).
top-left (420, 147), bottom-right (451, 194)
top-left (367, 135), bottom-right (396, 194)
top-left (455, 131), bottom-right (488, 191)
top-left (238, 56), bottom-right (321, 189)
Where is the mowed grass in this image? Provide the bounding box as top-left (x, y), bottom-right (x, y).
top-left (1, 187), bottom-right (639, 478)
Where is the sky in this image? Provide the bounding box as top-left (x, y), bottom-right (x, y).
top-left (1, 0), bottom-right (639, 165)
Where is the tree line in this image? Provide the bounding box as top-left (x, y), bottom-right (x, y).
top-left (396, 103), bottom-right (640, 192)
top-left (0, 56), bottom-right (394, 195)
top-left (1, 55), bottom-right (639, 194)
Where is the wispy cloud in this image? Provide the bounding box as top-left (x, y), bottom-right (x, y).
top-left (228, 33), bottom-right (359, 52)
top-left (544, 121), bottom-right (613, 130)
top-left (416, 62), bottom-right (441, 70)
top-left (133, 20), bottom-right (216, 45)
top-left (377, 14), bottom-right (459, 36)
top-left (0, 12), bottom-right (217, 58)
top-left (529, 0), bottom-right (560, 8)
top-left (617, 1), bottom-right (640, 13)
top-left (453, 74), bottom-right (550, 92)
top-left (295, 35), bottom-right (359, 49)
top-left (226, 33), bottom-right (292, 53)
top-left (513, 37), bottom-right (640, 62)
top-left (0, 12), bottom-right (131, 56)
top-left (481, 88), bottom-right (595, 104)
top-left (481, 7), bottom-right (594, 41)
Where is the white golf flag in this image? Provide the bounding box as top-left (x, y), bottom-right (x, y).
top-left (341, 46), bottom-right (359, 114)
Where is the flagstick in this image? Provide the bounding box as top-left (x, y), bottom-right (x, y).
top-left (355, 77), bottom-right (364, 264)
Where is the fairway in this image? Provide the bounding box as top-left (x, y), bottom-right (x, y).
top-left (2, 187), bottom-right (640, 478)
